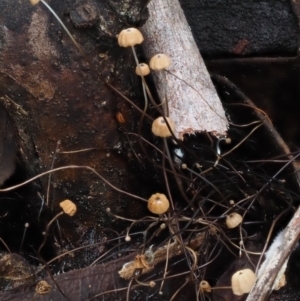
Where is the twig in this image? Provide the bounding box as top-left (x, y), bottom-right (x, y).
top-left (118, 233), bottom-right (205, 279)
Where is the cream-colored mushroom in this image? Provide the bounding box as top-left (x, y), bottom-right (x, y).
top-left (151, 116), bottom-right (175, 138)
top-left (274, 273), bottom-right (286, 290)
top-left (231, 268), bottom-right (256, 296)
top-left (135, 63), bottom-right (150, 76)
top-left (149, 53), bottom-right (172, 70)
top-left (147, 193), bottom-right (170, 214)
top-left (149, 281), bottom-right (156, 288)
top-left (118, 28), bottom-right (144, 47)
top-left (59, 199), bottom-right (77, 216)
top-left (135, 63), bottom-right (150, 113)
top-left (199, 280), bottom-right (212, 293)
top-left (226, 212), bottom-right (243, 229)
top-left (30, 0), bottom-right (40, 5)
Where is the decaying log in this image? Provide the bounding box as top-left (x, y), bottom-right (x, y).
top-left (0, 254), bottom-right (133, 301)
top-left (0, 0), bottom-right (151, 254)
top-left (0, 233), bottom-right (205, 300)
top-left (142, 0), bottom-right (228, 139)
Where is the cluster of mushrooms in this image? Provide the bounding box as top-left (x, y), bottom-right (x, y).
top-left (117, 27), bottom-right (175, 216)
top-left (117, 27), bottom-right (259, 296)
top-left (27, 0), bottom-right (283, 295)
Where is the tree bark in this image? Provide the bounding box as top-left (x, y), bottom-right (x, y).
top-left (141, 0), bottom-right (228, 139)
top-left (0, 0), bottom-right (151, 270)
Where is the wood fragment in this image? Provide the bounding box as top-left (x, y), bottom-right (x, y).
top-left (246, 207), bottom-right (300, 301)
top-left (119, 233), bottom-right (205, 279)
top-left (142, 0), bottom-right (228, 139)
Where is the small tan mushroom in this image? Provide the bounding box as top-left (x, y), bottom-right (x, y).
top-left (148, 193), bottom-right (170, 214)
top-left (149, 53), bottom-right (172, 70)
top-left (274, 273), bottom-right (286, 290)
top-left (135, 63), bottom-right (150, 76)
top-left (231, 268), bottom-right (256, 296)
top-left (118, 28), bottom-right (144, 47)
top-left (199, 280), bottom-right (212, 293)
top-left (30, 0), bottom-right (40, 5)
top-left (226, 212), bottom-right (243, 229)
top-left (59, 199), bottom-right (77, 216)
top-left (35, 280), bottom-right (51, 295)
top-left (149, 281), bottom-right (156, 288)
top-left (151, 116), bottom-right (175, 138)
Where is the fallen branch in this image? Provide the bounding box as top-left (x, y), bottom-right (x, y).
top-left (142, 0), bottom-right (228, 139)
top-left (246, 207), bottom-right (300, 301)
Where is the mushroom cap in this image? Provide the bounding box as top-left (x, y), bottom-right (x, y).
top-left (147, 193), bottom-right (170, 214)
top-left (149, 53), bottom-right (172, 70)
top-left (149, 281), bottom-right (156, 288)
top-left (199, 280), bottom-right (212, 293)
top-left (35, 280), bottom-right (52, 295)
top-left (30, 0), bottom-right (40, 5)
top-left (274, 273), bottom-right (286, 290)
top-left (118, 28), bottom-right (144, 47)
top-left (231, 269), bottom-right (256, 296)
top-left (226, 212), bottom-right (243, 229)
top-left (151, 116), bottom-right (175, 138)
top-left (135, 63), bottom-right (150, 76)
top-left (59, 199), bottom-right (77, 216)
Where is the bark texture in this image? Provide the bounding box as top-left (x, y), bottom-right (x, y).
top-left (0, 0), bottom-right (151, 272)
top-left (0, 254), bottom-right (132, 301)
top-left (179, 0), bottom-right (298, 57)
top-left (141, 0), bottom-right (228, 139)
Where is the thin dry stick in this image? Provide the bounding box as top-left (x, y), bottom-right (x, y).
top-left (118, 233), bottom-right (205, 280)
top-left (159, 239), bottom-right (171, 294)
top-left (0, 165), bottom-right (147, 203)
top-left (60, 148), bottom-right (96, 154)
top-left (170, 277), bottom-right (189, 301)
top-left (0, 237), bottom-right (11, 253)
top-left (46, 140), bottom-right (60, 206)
top-left (37, 211), bottom-right (70, 301)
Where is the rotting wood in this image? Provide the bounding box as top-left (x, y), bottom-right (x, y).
top-left (0, 0), bottom-right (151, 263)
top-left (0, 254), bottom-right (132, 301)
top-left (141, 0), bottom-right (228, 139)
top-left (0, 233), bottom-right (205, 300)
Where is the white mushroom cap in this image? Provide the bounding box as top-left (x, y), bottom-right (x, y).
top-left (231, 269), bottom-right (257, 296)
top-left (149, 53), bottom-right (172, 70)
top-left (151, 116), bottom-right (175, 138)
top-left (118, 28), bottom-right (144, 47)
top-left (226, 212), bottom-right (243, 229)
